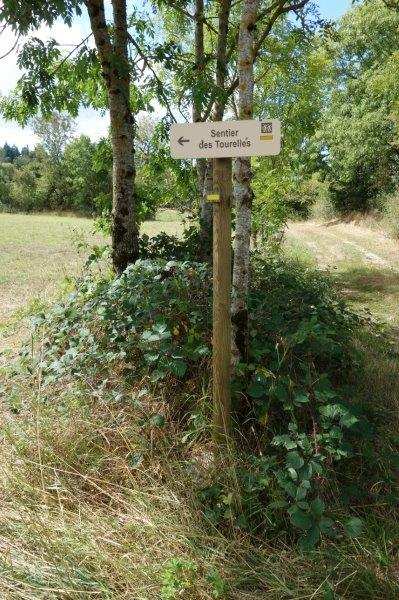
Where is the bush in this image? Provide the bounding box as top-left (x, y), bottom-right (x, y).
top-left (382, 192), bottom-right (399, 239)
top-left (14, 253), bottom-right (395, 552)
top-left (2, 253), bottom-right (398, 595)
top-left (25, 260), bottom-right (212, 387)
top-left (138, 227), bottom-right (202, 262)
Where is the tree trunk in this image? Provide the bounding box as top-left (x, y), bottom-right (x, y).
top-left (214, 0), bottom-right (232, 121)
top-left (86, 0), bottom-right (138, 274)
top-left (231, 0), bottom-right (259, 364)
top-left (199, 159), bottom-right (213, 258)
top-left (194, 0), bottom-right (213, 257)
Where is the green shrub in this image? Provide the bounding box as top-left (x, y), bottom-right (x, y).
top-left (382, 192), bottom-right (399, 239)
top-left (201, 256), bottom-right (373, 548)
top-left (25, 260), bottom-right (212, 387)
top-left (17, 254), bottom-right (393, 551)
top-left (138, 227), bottom-right (202, 262)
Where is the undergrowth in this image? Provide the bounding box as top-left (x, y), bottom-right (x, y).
top-left (0, 252), bottom-right (398, 598)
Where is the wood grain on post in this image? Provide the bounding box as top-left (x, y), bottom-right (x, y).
top-left (212, 157), bottom-right (232, 442)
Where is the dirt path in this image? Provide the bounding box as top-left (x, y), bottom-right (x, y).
top-left (286, 220), bottom-right (399, 326)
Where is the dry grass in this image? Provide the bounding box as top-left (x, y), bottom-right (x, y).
top-left (1, 366), bottom-right (398, 599)
top-left (286, 220), bottom-right (399, 327)
top-left (0, 213), bottom-right (398, 598)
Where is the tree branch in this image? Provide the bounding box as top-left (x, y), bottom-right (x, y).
top-left (0, 34), bottom-right (20, 60)
top-left (254, 0), bottom-right (310, 57)
top-left (50, 33), bottom-right (93, 76)
top-left (160, 0), bottom-right (218, 34)
top-left (216, 0), bottom-right (310, 110)
top-left (127, 33), bottom-right (177, 122)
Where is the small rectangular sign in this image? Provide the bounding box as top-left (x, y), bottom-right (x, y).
top-left (206, 194), bottom-right (220, 203)
top-left (170, 119), bottom-right (281, 159)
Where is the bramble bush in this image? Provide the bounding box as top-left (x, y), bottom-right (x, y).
top-left (19, 251), bottom-right (396, 551)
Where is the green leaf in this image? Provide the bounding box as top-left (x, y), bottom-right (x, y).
top-left (248, 382), bottom-right (267, 399)
top-left (289, 506), bottom-right (312, 530)
top-left (294, 392), bottom-right (310, 405)
top-left (320, 517), bottom-right (336, 537)
top-left (299, 525), bottom-right (320, 551)
top-left (169, 360), bottom-right (187, 377)
top-left (272, 434), bottom-right (297, 450)
top-left (311, 497), bottom-right (325, 518)
top-left (295, 481), bottom-right (310, 501)
top-left (323, 583), bottom-right (336, 600)
top-left (150, 414), bottom-right (165, 428)
top-left (286, 451), bottom-right (304, 470)
top-left (344, 517), bottom-right (363, 538)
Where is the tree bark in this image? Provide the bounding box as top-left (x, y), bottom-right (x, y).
top-left (86, 0), bottom-right (138, 274)
top-left (199, 159), bottom-right (213, 258)
top-left (214, 0), bottom-right (232, 121)
top-left (231, 0), bottom-right (259, 363)
top-left (194, 0), bottom-right (213, 257)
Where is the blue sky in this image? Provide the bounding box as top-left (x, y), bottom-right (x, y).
top-left (319, 0), bottom-right (352, 19)
top-left (0, 0), bottom-right (354, 147)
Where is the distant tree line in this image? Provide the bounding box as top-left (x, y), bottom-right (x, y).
top-left (0, 142), bottom-right (30, 163)
top-left (0, 113), bottom-right (194, 220)
top-left (0, 129), bottom-right (111, 214)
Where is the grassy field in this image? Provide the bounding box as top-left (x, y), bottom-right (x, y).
top-left (286, 219), bottom-right (399, 328)
top-left (0, 213), bottom-right (398, 598)
top-left (2, 212), bottom-right (398, 352)
top-left (0, 210), bottom-right (183, 352)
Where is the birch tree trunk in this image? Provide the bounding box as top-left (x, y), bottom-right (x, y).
top-left (198, 158), bottom-right (213, 257)
top-left (194, 0), bottom-right (213, 256)
top-left (214, 0), bottom-right (232, 122)
top-left (86, 0), bottom-right (139, 274)
top-left (231, 0), bottom-right (259, 363)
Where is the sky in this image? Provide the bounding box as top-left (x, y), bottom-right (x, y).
top-left (0, 0), bottom-right (352, 148)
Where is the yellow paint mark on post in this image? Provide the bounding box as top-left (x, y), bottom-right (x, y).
top-left (206, 194), bottom-right (220, 203)
top-left (260, 134), bottom-right (274, 141)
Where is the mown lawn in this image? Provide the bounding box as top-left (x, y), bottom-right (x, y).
top-left (0, 210), bottom-right (183, 351)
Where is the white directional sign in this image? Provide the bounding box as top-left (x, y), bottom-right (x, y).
top-left (170, 119), bottom-right (281, 159)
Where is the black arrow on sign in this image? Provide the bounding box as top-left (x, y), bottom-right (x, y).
top-left (178, 136), bottom-right (190, 146)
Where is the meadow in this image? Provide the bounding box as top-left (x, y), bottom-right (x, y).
top-left (0, 211), bottom-right (398, 599)
top-left (1, 211), bottom-right (397, 337)
top-left (0, 210), bottom-right (184, 352)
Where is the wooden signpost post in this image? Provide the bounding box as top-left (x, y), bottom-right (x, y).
top-left (171, 119), bottom-right (281, 442)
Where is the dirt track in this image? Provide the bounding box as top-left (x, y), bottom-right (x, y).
top-left (286, 220), bottom-right (399, 326)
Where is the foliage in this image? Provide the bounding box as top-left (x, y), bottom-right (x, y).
top-left (138, 226), bottom-right (201, 262)
top-left (0, 136), bottom-right (110, 213)
top-left (136, 119), bottom-right (196, 215)
top-left (381, 190), bottom-right (399, 238)
top-left (318, 0), bottom-right (399, 212)
top-left (200, 255), bottom-right (376, 548)
top-left (25, 260), bottom-right (212, 387)
top-left (32, 112), bottom-right (75, 162)
top-left (16, 252), bottom-right (395, 552)
top-left (0, 115), bottom-right (195, 217)
top-left (160, 558), bottom-right (197, 600)
top-left (0, 142), bottom-right (23, 162)
top-left (252, 18), bottom-right (329, 226)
